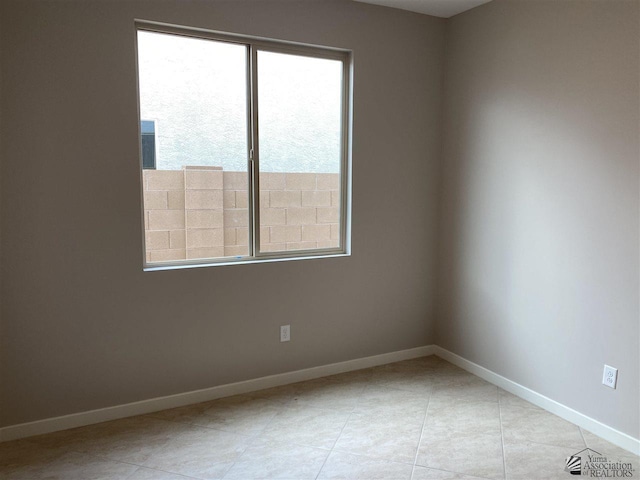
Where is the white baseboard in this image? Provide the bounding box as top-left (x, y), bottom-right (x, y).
top-left (2, 343), bottom-right (638, 458)
top-left (0, 345), bottom-right (434, 442)
top-left (432, 346), bottom-right (640, 456)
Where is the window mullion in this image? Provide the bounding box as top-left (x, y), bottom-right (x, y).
top-left (249, 44), bottom-right (261, 257)
top-left (245, 44), bottom-right (256, 257)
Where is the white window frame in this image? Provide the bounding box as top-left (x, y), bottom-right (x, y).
top-left (135, 21), bottom-right (352, 270)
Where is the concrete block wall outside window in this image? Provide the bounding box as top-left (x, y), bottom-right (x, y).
top-left (143, 167), bottom-right (340, 263)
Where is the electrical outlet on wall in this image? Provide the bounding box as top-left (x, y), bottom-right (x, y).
top-left (602, 365), bottom-right (618, 389)
top-left (280, 325), bottom-right (290, 342)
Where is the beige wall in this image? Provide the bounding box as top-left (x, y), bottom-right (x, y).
top-left (437, 0), bottom-right (639, 438)
top-left (0, 0), bottom-right (445, 426)
top-left (143, 168), bottom-right (340, 262)
top-left (3, 0), bottom-right (637, 441)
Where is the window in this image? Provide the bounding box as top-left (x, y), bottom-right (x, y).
top-left (136, 22), bottom-right (351, 268)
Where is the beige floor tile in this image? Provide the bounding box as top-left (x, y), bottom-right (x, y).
top-left (317, 450), bottom-right (413, 479)
top-left (147, 401), bottom-right (213, 425)
top-left (411, 466), bottom-right (486, 479)
top-left (431, 380), bottom-right (498, 404)
top-left (333, 411), bottom-right (423, 463)
top-left (497, 389), bottom-right (541, 410)
top-left (126, 467), bottom-right (201, 479)
top-left (503, 441), bottom-right (579, 479)
top-left (244, 382), bottom-right (301, 404)
top-left (21, 427), bottom-right (86, 453)
top-left (149, 391), bottom-right (291, 435)
top-left (379, 357), bottom-right (447, 375)
top-left (354, 385), bottom-right (429, 421)
top-left (324, 368), bottom-right (377, 386)
top-left (259, 405), bottom-right (350, 449)
top-left (223, 440), bottom-right (329, 479)
top-left (580, 429), bottom-right (640, 476)
top-left (379, 358), bottom-right (428, 372)
top-left (416, 432), bottom-right (504, 479)
top-left (200, 396), bottom-right (283, 436)
top-left (500, 404), bottom-right (585, 449)
top-left (2, 356), bottom-right (634, 480)
top-left (1, 438), bottom-right (61, 465)
top-left (424, 400), bottom-right (501, 437)
top-left (581, 429), bottom-right (640, 461)
top-left (289, 375), bottom-right (368, 412)
top-left (0, 440), bottom-right (137, 480)
top-left (369, 368), bottom-right (435, 395)
top-left (428, 366), bottom-right (482, 387)
top-left (141, 426), bottom-right (250, 479)
top-left (29, 416), bottom-right (188, 465)
top-left (0, 440), bottom-right (66, 477)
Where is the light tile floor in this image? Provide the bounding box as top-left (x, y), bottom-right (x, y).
top-left (1, 356), bottom-right (638, 479)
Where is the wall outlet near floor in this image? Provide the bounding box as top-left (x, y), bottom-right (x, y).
top-left (280, 325), bottom-right (291, 342)
top-left (602, 365), bottom-right (618, 389)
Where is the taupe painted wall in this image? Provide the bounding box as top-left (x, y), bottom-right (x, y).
top-left (0, 1), bottom-right (445, 426)
top-left (2, 0), bottom-right (637, 441)
top-left (437, 0), bottom-right (639, 438)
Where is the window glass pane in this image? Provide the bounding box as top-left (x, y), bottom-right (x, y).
top-left (138, 31), bottom-right (249, 263)
top-left (141, 120), bottom-right (156, 169)
top-left (257, 50), bottom-right (343, 253)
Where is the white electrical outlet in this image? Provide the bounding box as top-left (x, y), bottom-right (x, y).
top-left (280, 325), bottom-right (290, 342)
top-left (602, 365), bottom-right (618, 389)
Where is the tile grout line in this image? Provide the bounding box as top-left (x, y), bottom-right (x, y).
top-left (21, 438), bottom-right (159, 476)
top-left (498, 393), bottom-right (508, 480)
top-left (504, 437), bottom-right (591, 452)
top-left (126, 465), bottom-right (201, 480)
top-left (410, 385), bottom-right (433, 479)
top-left (124, 466), bottom-right (143, 480)
top-left (22, 437), bottom-right (203, 480)
top-left (315, 380), bottom-right (369, 480)
top-left (220, 390), bottom-right (304, 479)
top-left (314, 413), bottom-right (352, 480)
top-left (579, 427), bottom-right (588, 449)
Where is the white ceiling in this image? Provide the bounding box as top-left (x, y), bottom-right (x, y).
top-left (353, 0), bottom-right (492, 18)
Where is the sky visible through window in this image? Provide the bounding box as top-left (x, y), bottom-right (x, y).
top-left (138, 31), bottom-right (342, 173)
